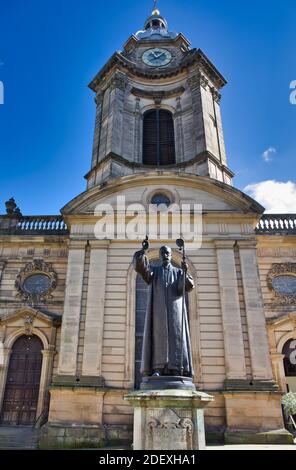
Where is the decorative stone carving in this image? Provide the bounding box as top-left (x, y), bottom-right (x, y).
top-left (109, 72), bottom-right (127, 92)
top-left (94, 92), bottom-right (104, 106)
top-left (267, 263), bottom-right (296, 305)
top-left (211, 87), bottom-right (221, 103)
top-left (5, 198), bottom-right (22, 217)
top-left (24, 315), bottom-right (34, 335)
top-left (146, 409), bottom-right (193, 450)
top-left (188, 72), bottom-right (209, 91)
top-left (15, 259), bottom-right (58, 305)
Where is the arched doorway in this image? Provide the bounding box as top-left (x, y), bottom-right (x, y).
top-left (283, 338), bottom-right (296, 393)
top-left (0, 335), bottom-right (43, 426)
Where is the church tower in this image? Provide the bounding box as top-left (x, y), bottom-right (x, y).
top-left (86, 5), bottom-right (233, 189)
top-left (20, 5), bottom-right (288, 447)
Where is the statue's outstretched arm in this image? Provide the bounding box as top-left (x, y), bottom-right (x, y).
top-left (133, 250), bottom-right (153, 284)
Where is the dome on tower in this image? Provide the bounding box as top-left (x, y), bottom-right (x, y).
top-left (135, 7), bottom-right (177, 40)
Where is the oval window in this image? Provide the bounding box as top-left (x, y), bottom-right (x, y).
top-left (272, 275), bottom-right (296, 296)
top-left (23, 274), bottom-right (51, 295)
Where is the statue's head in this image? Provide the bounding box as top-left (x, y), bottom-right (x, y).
top-left (159, 246), bottom-right (172, 267)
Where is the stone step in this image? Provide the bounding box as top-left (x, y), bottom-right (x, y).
top-left (0, 426), bottom-right (39, 449)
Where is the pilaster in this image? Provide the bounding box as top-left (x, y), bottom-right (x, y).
top-left (106, 72), bottom-right (127, 157)
top-left (81, 241), bottom-right (108, 376)
top-left (215, 240), bottom-right (247, 380)
top-left (91, 92), bottom-right (104, 169)
top-left (58, 241), bottom-right (86, 376)
top-left (238, 241), bottom-right (273, 381)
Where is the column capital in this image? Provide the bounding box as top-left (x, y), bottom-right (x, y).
top-left (41, 349), bottom-right (56, 358)
top-left (237, 239), bottom-right (258, 250)
top-left (271, 353), bottom-right (285, 361)
top-left (214, 240), bottom-right (236, 249)
top-left (88, 240), bottom-right (110, 249)
top-left (68, 240), bottom-right (87, 250)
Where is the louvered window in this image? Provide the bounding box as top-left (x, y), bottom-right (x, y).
top-left (143, 109), bottom-right (176, 165)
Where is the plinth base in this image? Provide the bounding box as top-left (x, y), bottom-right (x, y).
top-left (124, 389), bottom-right (214, 450)
top-left (140, 375), bottom-right (196, 391)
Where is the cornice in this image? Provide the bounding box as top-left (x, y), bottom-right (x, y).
top-left (88, 48), bottom-right (227, 92)
top-left (63, 171), bottom-right (264, 216)
top-left (84, 151), bottom-right (235, 181)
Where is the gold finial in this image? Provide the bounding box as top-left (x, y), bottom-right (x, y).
top-left (152, 0), bottom-right (160, 16)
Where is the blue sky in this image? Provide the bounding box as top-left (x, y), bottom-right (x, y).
top-left (0, 0), bottom-right (295, 214)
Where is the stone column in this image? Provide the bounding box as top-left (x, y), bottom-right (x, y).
top-left (36, 349), bottom-right (55, 419)
top-left (81, 241), bottom-right (108, 377)
top-left (238, 241), bottom-right (273, 381)
top-left (215, 240), bottom-right (247, 380)
top-left (0, 347), bottom-right (12, 411)
top-left (271, 353), bottom-right (286, 392)
top-left (58, 242), bottom-right (86, 376)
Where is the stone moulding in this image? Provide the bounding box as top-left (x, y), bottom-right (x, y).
top-left (131, 86), bottom-right (185, 101)
top-left (267, 263), bottom-right (296, 306)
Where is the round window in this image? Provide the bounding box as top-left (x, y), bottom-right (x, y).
top-left (151, 193), bottom-right (171, 207)
top-left (23, 274), bottom-right (52, 295)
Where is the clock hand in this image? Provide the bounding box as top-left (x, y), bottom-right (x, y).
top-left (151, 51), bottom-right (162, 59)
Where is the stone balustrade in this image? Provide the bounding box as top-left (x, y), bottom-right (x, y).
top-left (0, 215), bottom-right (68, 236)
top-left (1, 213), bottom-right (296, 237)
top-left (256, 214), bottom-right (296, 235)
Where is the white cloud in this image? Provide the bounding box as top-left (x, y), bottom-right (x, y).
top-left (244, 180), bottom-right (296, 213)
top-left (262, 147), bottom-right (276, 162)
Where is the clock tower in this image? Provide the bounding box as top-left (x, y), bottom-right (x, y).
top-left (86, 5), bottom-right (234, 189)
top-left (47, 4), bottom-right (288, 449)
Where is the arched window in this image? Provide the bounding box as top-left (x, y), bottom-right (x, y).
top-left (143, 109), bottom-right (176, 166)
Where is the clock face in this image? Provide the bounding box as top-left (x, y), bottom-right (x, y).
top-left (142, 48), bottom-right (172, 67)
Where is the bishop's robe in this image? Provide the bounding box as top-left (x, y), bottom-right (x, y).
top-left (133, 250), bottom-right (194, 377)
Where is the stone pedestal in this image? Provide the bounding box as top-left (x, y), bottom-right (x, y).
top-left (124, 389), bottom-right (214, 450)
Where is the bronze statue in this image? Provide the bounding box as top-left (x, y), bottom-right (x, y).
top-left (133, 240), bottom-right (194, 379)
